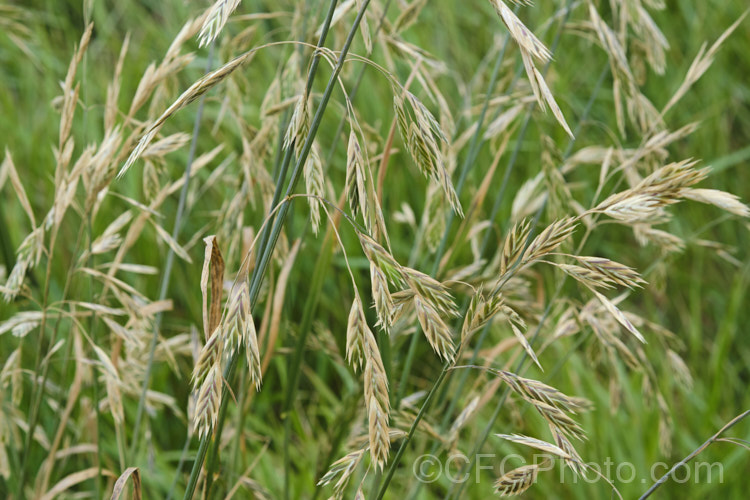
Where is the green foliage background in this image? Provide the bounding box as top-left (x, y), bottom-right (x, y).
top-left (1, 0), bottom-right (749, 498)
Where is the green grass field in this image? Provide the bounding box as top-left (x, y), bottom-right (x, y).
top-left (1, 0), bottom-right (749, 498)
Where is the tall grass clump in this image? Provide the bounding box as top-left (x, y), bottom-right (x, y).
top-left (1, 0), bottom-right (749, 498)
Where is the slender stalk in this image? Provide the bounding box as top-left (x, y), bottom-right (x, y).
top-left (282, 228), bottom-right (336, 498)
top-left (86, 212), bottom-right (103, 499)
top-left (202, 3), bottom-right (341, 497)
top-left (381, 20), bottom-right (602, 499)
top-left (284, 2), bottom-right (395, 494)
top-left (182, 2), bottom-right (372, 498)
top-left (128, 43), bottom-right (216, 462)
top-left (395, 31), bottom-right (511, 406)
top-left (446, 65), bottom-right (609, 500)
top-left (640, 409), bottom-right (750, 499)
top-left (16, 224), bottom-right (60, 498)
top-left (251, 0), bottom-right (337, 280)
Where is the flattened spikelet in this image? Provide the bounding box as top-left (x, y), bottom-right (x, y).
top-left (496, 433), bottom-right (571, 459)
top-left (198, 0), bottom-right (242, 47)
top-left (371, 262), bottom-right (394, 332)
top-left (393, 90), bottom-right (462, 216)
top-left (494, 464), bottom-right (538, 496)
top-left (346, 130), bottom-right (367, 218)
top-left (490, 0), bottom-right (551, 62)
top-left (346, 296), bottom-right (367, 370)
top-left (317, 449), bottom-right (365, 500)
top-left (304, 145), bottom-right (324, 234)
top-left (119, 51), bottom-right (254, 178)
top-left (414, 295), bottom-right (455, 362)
top-left (192, 327), bottom-right (223, 437)
top-left (461, 287), bottom-right (504, 343)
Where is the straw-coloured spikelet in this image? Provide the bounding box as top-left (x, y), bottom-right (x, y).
top-left (192, 326), bottom-right (223, 437)
top-left (461, 287), bottom-right (504, 343)
top-left (594, 160), bottom-right (708, 223)
top-left (403, 268), bottom-right (458, 360)
top-left (413, 295), bottom-right (455, 362)
top-left (224, 279), bottom-right (262, 390)
top-left (486, 368), bottom-right (587, 440)
top-left (527, 60), bottom-right (574, 138)
top-left (198, 0), bottom-right (242, 47)
top-left (370, 261), bottom-right (394, 332)
top-left (358, 233), bottom-right (404, 286)
top-left (284, 92), bottom-right (311, 159)
top-left (2, 227), bottom-right (44, 302)
top-left (346, 130), bottom-right (367, 218)
top-left (345, 293), bottom-right (390, 469)
top-left (403, 267), bottom-right (458, 318)
top-left (304, 144), bottom-right (325, 234)
top-left (552, 428), bottom-right (586, 477)
top-left (488, 1), bottom-right (573, 136)
top-left (681, 188), bottom-right (750, 218)
top-left (346, 296), bottom-right (367, 370)
top-left (363, 335), bottom-right (390, 469)
top-left (503, 304), bottom-right (541, 370)
top-left (317, 449), bottom-right (365, 500)
top-left (495, 433), bottom-right (572, 460)
top-left (521, 217), bottom-right (577, 266)
top-left (499, 219), bottom-right (532, 277)
top-left (494, 464), bottom-right (539, 496)
top-left (393, 89), bottom-right (462, 216)
top-left (119, 51), bottom-right (254, 178)
top-left (358, 232), bottom-right (459, 360)
top-left (571, 256), bottom-right (646, 289)
top-left (489, 0), bottom-right (550, 62)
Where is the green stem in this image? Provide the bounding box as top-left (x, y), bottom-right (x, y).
top-left (16, 224), bottom-right (60, 498)
top-left (182, 1), bottom-right (373, 497)
top-left (129, 42), bottom-right (216, 462)
top-left (15, 220), bottom-right (88, 496)
top-left (383, 10), bottom-right (599, 496)
top-left (283, 229), bottom-right (335, 498)
top-left (446, 67), bottom-right (610, 499)
top-left (282, 4), bottom-right (395, 494)
top-left (252, 0), bottom-right (336, 279)
top-left (395, 31), bottom-right (511, 408)
top-left (375, 366), bottom-right (449, 500)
